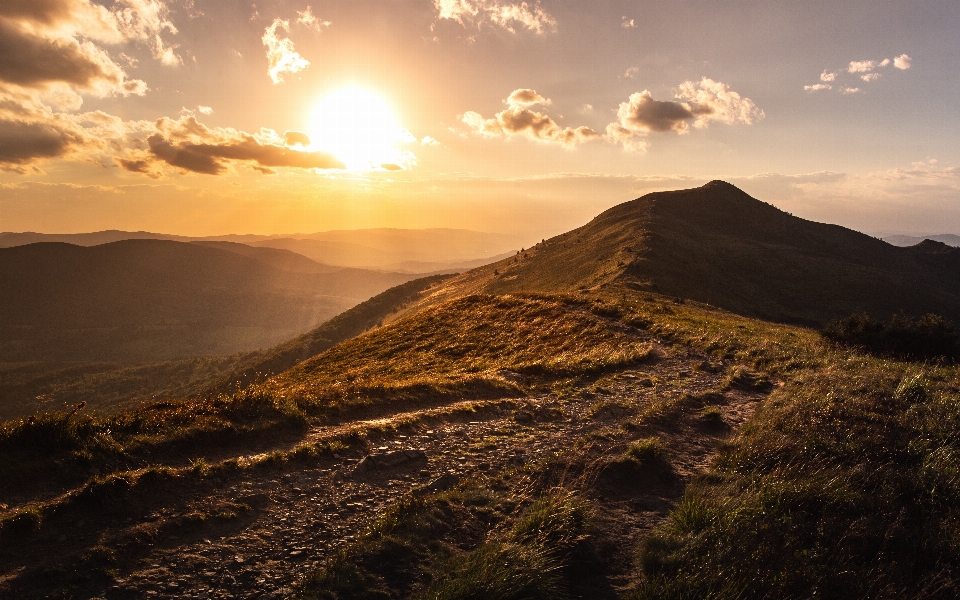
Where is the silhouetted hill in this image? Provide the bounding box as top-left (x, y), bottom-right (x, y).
top-left (883, 233), bottom-right (960, 247)
top-left (0, 228), bottom-right (523, 272)
top-left (0, 240), bottom-right (419, 363)
top-left (189, 241), bottom-right (341, 273)
top-left (400, 181), bottom-right (960, 326)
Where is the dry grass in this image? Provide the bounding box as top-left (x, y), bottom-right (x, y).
top-left (270, 294), bottom-right (654, 407)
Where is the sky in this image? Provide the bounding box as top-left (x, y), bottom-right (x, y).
top-left (1, 0), bottom-right (958, 240)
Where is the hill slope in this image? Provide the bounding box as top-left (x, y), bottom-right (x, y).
top-left (0, 274), bottom-right (453, 420)
top-left (400, 181), bottom-right (960, 326)
top-left (0, 240), bottom-right (419, 363)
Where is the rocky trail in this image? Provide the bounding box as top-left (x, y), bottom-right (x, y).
top-left (1, 337), bottom-right (769, 599)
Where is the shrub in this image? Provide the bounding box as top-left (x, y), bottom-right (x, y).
top-left (823, 312), bottom-right (960, 359)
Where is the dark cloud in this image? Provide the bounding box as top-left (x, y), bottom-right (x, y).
top-left (0, 118), bottom-right (84, 164)
top-left (616, 90), bottom-right (709, 133)
top-left (0, 19), bottom-right (131, 91)
top-left (115, 157), bottom-right (160, 178)
top-left (146, 133), bottom-right (345, 175)
top-left (0, 0), bottom-right (83, 26)
top-left (284, 130), bottom-right (310, 146)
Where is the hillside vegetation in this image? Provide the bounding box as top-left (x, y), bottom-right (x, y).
top-left (401, 181), bottom-right (960, 327)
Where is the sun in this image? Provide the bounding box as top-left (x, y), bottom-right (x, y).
top-left (309, 87), bottom-right (412, 171)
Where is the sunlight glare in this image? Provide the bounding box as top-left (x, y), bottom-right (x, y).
top-left (309, 87), bottom-right (413, 171)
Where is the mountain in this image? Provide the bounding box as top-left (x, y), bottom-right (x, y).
top-left (883, 233), bottom-right (960, 247)
top-left (0, 239), bottom-right (420, 363)
top-left (395, 181), bottom-right (960, 326)
top-left (0, 228), bottom-right (523, 273)
top-left (189, 241), bottom-right (342, 273)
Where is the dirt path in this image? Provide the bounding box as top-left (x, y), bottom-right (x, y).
top-left (1, 341), bottom-right (767, 599)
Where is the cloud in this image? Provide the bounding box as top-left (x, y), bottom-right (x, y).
top-left (848, 60), bottom-right (879, 73)
top-left (894, 54), bottom-right (912, 70)
top-left (433, 0), bottom-right (555, 34)
top-left (621, 16), bottom-right (635, 28)
top-left (283, 130), bottom-right (310, 146)
top-left (262, 18), bottom-right (309, 84)
top-left (604, 78), bottom-right (762, 151)
top-left (461, 89), bottom-right (598, 147)
top-left (115, 157), bottom-right (160, 178)
top-left (623, 67), bottom-right (638, 79)
top-left (296, 6), bottom-right (330, 31)
top-left (136, 116), bottom-right (344, 175)
top-left (806, 54), bottom-right (912, 94)
top-left (421, 135), bottom-right (440, 146)
top-left (197, 105), bottom-right (212, 115)
top-left (0, 20), bottom-right (146, 95)
top-left (0, 117), bottom-right (88, 168)
top-left (610, 78), bottom-right (763, 136)
top-left (507, 88), bottom-right (549, 106)
top-left (113, 0), bottom-right (181, 65)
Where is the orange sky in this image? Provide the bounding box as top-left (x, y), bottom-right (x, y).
top-left (1, 0), bottom-right (959, 237)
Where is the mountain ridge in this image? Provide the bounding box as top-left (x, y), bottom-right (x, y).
top-left (390, 181), bottom-right (960, 326)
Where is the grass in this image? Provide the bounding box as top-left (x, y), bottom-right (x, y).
top-left (298, 482), bottom-right (589, 600)
top-left (270, 294), bottom-right (654, 408)
top-left (604, 292), bottom-right (960, 599)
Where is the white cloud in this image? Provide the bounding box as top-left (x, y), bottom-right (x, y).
top-left (198, 105), bottom-right (213, 114)
top-left (621, 16), bottom-right (635, 28)
top-left (861, 73), bottom-right (881, 82)
top-left (114, 0), bottom-right (182, 66)
top-left (820, 70), bottom-right (836, 82)
top-left (604, 78), bottom-right (762, 151)
top-left (848, 60), bottom-right (879, 73)
top-left (421, 135), bottom-right (440, 146)
top-left (894, 54), bottom-right (912, 70)
top-left (462, 88), bottom-right (598, 147)
top-left (805, 84), bottom-right (832, 92)
top-left (623, 67), bottom-right (638, 79)
top-left (297, 6), bottom-right (331, 31)
top-left (433, 0), bottom-right (556, 34)
top-left (841, 86), bottom-right (860, 95)
top-left (262, 19), bottom-right (310, 84)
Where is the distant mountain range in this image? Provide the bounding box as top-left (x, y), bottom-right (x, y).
top-left (882, 233), bottom-right (960, 247)
top-left (397, 181), bottom-right (960, 326)
top-left (0, 239), bottom-right (420, 363)
top-left (0, 228), bottom-right (523, 273)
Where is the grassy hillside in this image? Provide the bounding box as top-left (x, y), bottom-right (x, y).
top-left (4, 286), bottom-right (960, 598)
top-left (396, 181), bottom-right (960, 327)
top-left (0, 239), bottom-right (419, 363)
top-left (0, 275), bottom-right (452, 421)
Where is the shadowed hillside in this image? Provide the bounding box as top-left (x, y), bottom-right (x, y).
top-left (0, 274), bottom-right (452, 420)
top-left (400, 181), bottom-right (960, 326)
top-left (0, 239), bottom-right (419, 363)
